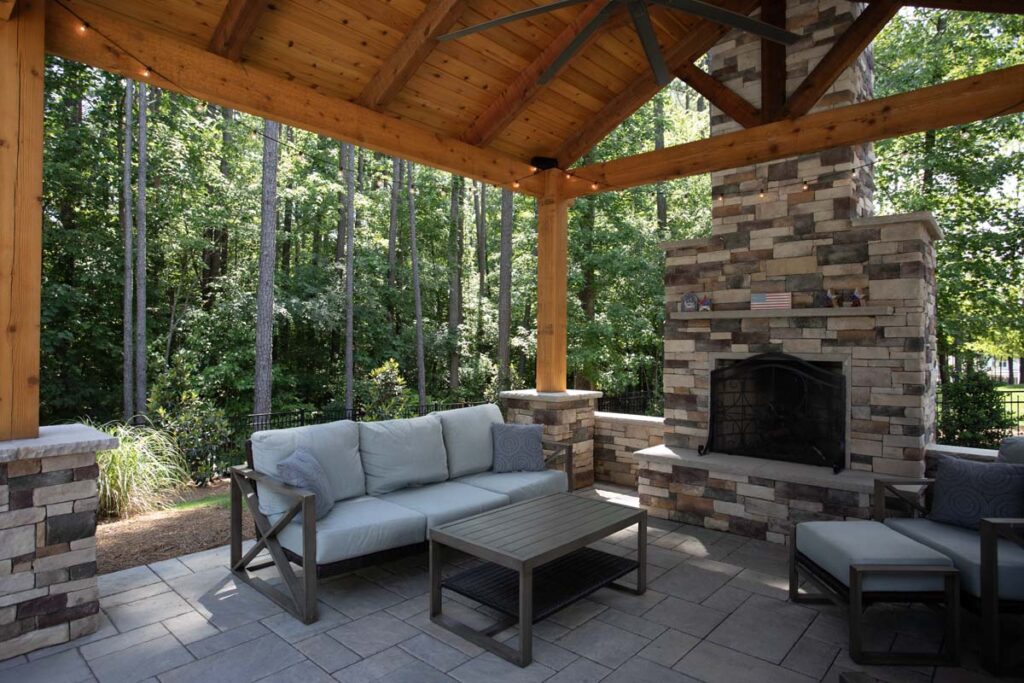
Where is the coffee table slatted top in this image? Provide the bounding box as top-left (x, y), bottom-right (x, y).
top-left (431, 493), bottom-right (642, 568)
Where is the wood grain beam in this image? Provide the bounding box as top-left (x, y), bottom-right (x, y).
top-left (566, 63), bottom-right (1024, 196)
top-left (0, 0), bottom-right (17, 21)
top-left (535, 171), bottom-right (571, 392)
top-left (866, 0), bottom-right (1024, 12)
top-left (356, 0), bottom-right (466, 110)
top-left (0, 0), bottom-right (44, 439)
top-left (208, 0), bottom-right (268, 61)
top-left (675, 61), bottom-right (761, 128)
top-left (760, 0), bottom-right (785, 122)
top-left (554, 0), bottom-right (761, 166)
top-left (46, 0), bottom-right (538, 193)
top-left (783, 0), bottom-right (901, 119)
top-left (462, 0), bottom-right (610, 147)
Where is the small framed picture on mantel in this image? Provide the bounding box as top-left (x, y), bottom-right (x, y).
top-left (751, 292), bottom-right (792, 310)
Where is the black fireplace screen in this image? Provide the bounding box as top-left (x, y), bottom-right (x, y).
top-left (700, 352), bottom-right (846, 473)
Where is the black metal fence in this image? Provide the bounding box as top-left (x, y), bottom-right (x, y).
top-left (597, 391), bottom-right (662, 417)
top-left (935, 389), bottom-right (1024, 437)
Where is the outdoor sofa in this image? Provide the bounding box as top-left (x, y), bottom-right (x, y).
top-left (229, 404), bottom-right (573, 623)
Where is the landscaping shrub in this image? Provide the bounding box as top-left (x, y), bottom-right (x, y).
top-left (356, 359), bottom-right (416, 421)
top-left (95, 422), bottom-right (190, 518)
top-left (156, 391), bottom-right (233, 485)
top-left (938, 369), bottom-right (1015, 448)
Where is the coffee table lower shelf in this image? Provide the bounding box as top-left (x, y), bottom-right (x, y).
top-left (441, 547), bottom-right (639, 623)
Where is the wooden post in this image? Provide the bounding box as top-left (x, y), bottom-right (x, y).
top-left (535, 170), bottom-right (572, 393)
top-left (0, 0), bottom-right (43, 440)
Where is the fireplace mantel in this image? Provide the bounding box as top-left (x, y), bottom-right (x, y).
top-left (669, 306), bottom-right (893, 321)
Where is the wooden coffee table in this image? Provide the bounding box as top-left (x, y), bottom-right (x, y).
top-left (429, 493), bottom-right (647, 667)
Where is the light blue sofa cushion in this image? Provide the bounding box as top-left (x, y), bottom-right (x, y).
top-left (277, 496), bottom-right (426, 565)
top-left (381, 482), bottom-right (509, 533)
top-left (796, 520), bottom-right (953, 592)
top-left (359, 414), bottom-right (449, 495)
top-left (885, 517), bottom-right (1024, 600)
top-left (251, 420), bottom-right (363, 516)
top-left (435, 404), bottom-right (505, 478)
top-left (276, 449), bottom-right (334, 520)
top-left (459, 470), bottom-right (567, 503)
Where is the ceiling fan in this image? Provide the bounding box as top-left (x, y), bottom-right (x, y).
top-left (438, 0), bottom-right (799, 87)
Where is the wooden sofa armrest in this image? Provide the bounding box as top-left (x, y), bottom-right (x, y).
top-left (542, 439), bottom-right (575, 490)
top-left (872, 478), bottom-right (934, 521)
top-left (231, 465), bottom-right (317, 502)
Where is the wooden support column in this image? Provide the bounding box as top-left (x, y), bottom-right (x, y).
top-left (535, 170), bottom-right (572, 393)
top-left (760, 0), bottom-right (786, 123)
top-left (0, 0), bottom-right (43, 440)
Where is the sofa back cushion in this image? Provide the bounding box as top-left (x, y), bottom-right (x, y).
top-left (928, 455), bottom-right (1024, 530)
top-left (360, 414), bottom-right (449, 495)
top-left (251, 420), bottom-right (363, 517)
top-left (999, 436), bottom-right (1024, 464)
top-left (436, 404), bottom-right (505, 478)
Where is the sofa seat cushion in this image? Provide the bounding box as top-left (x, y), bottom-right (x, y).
top-left (435, 404), bottom-right (505, 478)
top-left (251, 420), bottom-right (363, 517)
top-left (884, 517), bottom-right (1024, 600)
top-left (381, 482), bottom-right (509, 532)
top-left (277, 496), bottom-right (426, 565)
top-left (458, 470), bottom-right (567, 503)
top-left (796, 520), bottom-right (954, 592)
top-left (360, 414), bottom-right (449, 495)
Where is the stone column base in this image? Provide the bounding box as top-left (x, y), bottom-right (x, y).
top-left (500, 390), bottom-right (602, 490)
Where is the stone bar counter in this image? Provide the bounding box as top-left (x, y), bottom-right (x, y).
top-left (0, 425), bottom-right (118, 659)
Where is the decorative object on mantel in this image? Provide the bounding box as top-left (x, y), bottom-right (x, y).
top-left (851, 288), bottom-right (865, 307)
top-left (751, 292), bottom-right (792, 310)
top-left (815, 289), bottom-right (837, 308)
top-left (681, 292), bottom-right (700, 312)
top-left (698, 295), bottom-right (713, 312)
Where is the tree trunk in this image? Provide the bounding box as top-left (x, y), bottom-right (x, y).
top-left (254, 119), bottom-right (281, 415)
top-left (218, 108), bottom-right (232, 272)
top-left (134, 82), bottom-right (148, 420)
top-left (497, 188), bottom-right (513, 391)
top-left (121, 79), bottom-right (135, 422)
top-left (1009, 357), bottom-right (1016, 385)
top-left (574, 192), bottom-right (597, 391)
top-left (388, 158), bottom-right (401, 289)
top-left (476, 181), bottom-right (488, 344)
top-left (165, 288), bottom-right (179, 365)
top-left (448, 176), bottom-right (463, 392)
top-left (653, 93), bottom-right (668, 235)
top-left (330, 140), bottom-right (344, 363)
top-left (408, 163), bottom-right (427, 410)
top-left (343, 143), bottom-right (356, 414)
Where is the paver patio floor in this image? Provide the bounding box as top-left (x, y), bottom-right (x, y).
top-left (0, 486), bottom-right (1016, 683)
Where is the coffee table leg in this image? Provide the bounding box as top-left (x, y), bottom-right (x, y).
top-left (429, 540), bottom-right (443, 618)
top-left (636, 512), bottom-right (647, 594)
top-left (518, 566), bottom-right (533, 667)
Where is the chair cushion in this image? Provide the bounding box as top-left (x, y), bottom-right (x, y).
top-left (491, 423), bottom-right (545, 473)
top-left (928, 456), bottom-right (1024, 530)
top-left (277, 496), bottom-right (426, 565)
top-left (885, 517), bottom-right (1024, 600)
top-left (999, 436), bottom-right (1024, 464)
top-left (359, 415), bottom-right (449, 495)
top-left (435, 404), bottom-right (505, 478)
top-left (380, 482), bottom-right (509, 532)
top-left (251, 420), bottom-right (363, 517)
top-left (276, 449), bottom-right (333, 519)
top-left (458, 470), bottom-right (567, 503)
top-left (796, 520), bottom-right (954, 592)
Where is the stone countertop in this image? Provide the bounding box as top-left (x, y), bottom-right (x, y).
top-left (0, 424), bottom-right (119, 463)
top-left (500, 389), bottom-right (603, 402)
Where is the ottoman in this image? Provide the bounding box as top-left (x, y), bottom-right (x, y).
top-left (790, 520), bottom-right (960, 666)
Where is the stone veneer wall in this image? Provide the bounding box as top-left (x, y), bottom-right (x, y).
top-left (501, 390), bottom-right (601, 490)
top-left (663, 212), bottom-right (941, 477)
top-left (0, 426), bottom-right (118, 659)
top-left (594, 413), bottom-right (664, 488)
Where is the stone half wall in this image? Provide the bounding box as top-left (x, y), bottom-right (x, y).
top-left (594, 413), bottom-right (665, 488)
top-left (662, 212), bottom-right (941, 478)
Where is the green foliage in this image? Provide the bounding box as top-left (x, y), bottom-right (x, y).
top-left (353, 359), bottom-right (415, 421)
top-left (937, 369), bottom-right (1015, 448)
top-left (155, 390), bottom-right (232, 485)
top-left (94, 422), bottom-right (190, 518)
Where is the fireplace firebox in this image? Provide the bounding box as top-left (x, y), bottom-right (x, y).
top-left (699, 353), bottom-right (846, 473)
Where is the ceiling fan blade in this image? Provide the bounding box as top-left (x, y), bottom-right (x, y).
top-left (649, 0), bottom-right (800, 45)
top-left (437, 0), bottom-right (592, 41)
top-left (538, 2), bottom-right (618, 84)
top-left (628, 1), bottom-right (672, 86)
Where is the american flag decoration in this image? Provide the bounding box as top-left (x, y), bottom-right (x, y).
top-left (751, 292), bottom-right (792, 310)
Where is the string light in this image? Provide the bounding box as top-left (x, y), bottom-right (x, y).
top-left (802, 181), bottom-right (810, 191)
top-left (758, 188), bottom-right (765, 198)
top-left (590, 182), bottom-right (599, 191)
top-left (564, 172), bottom-right (572, 180)
top-left (512, 181), bottom-right (521, 189)
top-left (142, 66), bottom-right (152, 77)
top-left (529, 166), bottom-right (538, 173)
top-left (77, 22), bottom-right (89, 34)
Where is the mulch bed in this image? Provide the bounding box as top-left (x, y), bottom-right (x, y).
top-left (96, 479), bottom-right (255, 575)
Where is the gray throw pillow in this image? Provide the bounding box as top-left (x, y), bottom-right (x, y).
top-left (491, 424), bottom-right (545, 473)
top-left (928, 456), bottom-right (1024, 530)
top-left (998, 436), bottom-right (1024, 464)
top-left (276, 448), bottom-right (334, 520)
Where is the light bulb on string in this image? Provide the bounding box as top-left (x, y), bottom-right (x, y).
top-left (78, 22), bottom-right (89, 34)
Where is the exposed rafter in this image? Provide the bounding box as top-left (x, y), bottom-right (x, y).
top-left (674, 62), bottom-right (761, 128)
top-left (207, 0), bottom-right (268, 61)
top-left (46, 0), bottom-right (537, 192)
top-left (356, 0), bottom-right (466, 110)
top-left (783, 0), bottom-right (902, 119)
top-left (462, 0), bottom-right (611, 147)
top-left (554, 0), bottom-right (762, 166)
top-left (563, 64), bottom-right (1024, 196)
top-left (0, 0), bottom-right (16, 21)
top-left (759, 0), bottom-right (785, 122)
top-left (866, 0), bottom-right (1023, 12)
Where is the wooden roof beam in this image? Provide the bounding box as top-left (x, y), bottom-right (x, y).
top-left (47, 0), bottom-right (538, 193)
top-left (783, 0), bottom-right (901, 119)
top-left (356, 0), bottom-right (466, 110)
top-left (760, 0), bottom-right (785, 122)
top-left (674, 62), bottom-right (761, 127)
top-left (208, 0), bottom-right (268, 61)
top-left (0, 0), bottom-right (17, 21)
top-left (866, 0), bottom-right (1024, 12)
top-left (564, 63), bottom-right (1024, 196)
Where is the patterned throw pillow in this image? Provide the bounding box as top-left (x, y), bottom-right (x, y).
top-left (276, 448), bottom-right (334, 520)
top-left (491, 424), bottom-right (545, 473)
top-left (928, 456), bottom-right (1024, 530)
